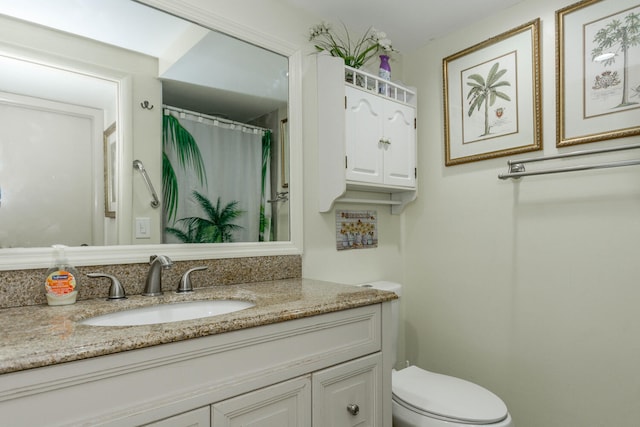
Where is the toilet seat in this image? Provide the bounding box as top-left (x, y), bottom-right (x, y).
top-left (392, 366), bottom-right (508, 424)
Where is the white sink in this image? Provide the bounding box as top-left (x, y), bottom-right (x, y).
top-left (79, 300), bottom-right (255, 326)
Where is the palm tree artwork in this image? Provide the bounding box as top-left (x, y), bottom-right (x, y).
top-left (591, 10), bottom-right (640, 108)
top-left (165, 191), bottom-right (244, 243)
top-left (466, 62), bottom-right (511, 137)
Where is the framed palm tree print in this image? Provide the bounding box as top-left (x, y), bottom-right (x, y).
top-left (556, 0), bottom-right (640, 147)
top-left (443, 19), bottom-right (542, 166)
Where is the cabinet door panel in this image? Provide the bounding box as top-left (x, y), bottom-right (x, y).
top-left (144, 406), bottom-right (210, 427)
top-left (383, 103), bottom-right (415, 187)
top-left (212, 376), bottom-right (311, 427)
top-left (312, 353), bottom-right (382, 427)
top-left (345, 87), bottom-right (384, 184)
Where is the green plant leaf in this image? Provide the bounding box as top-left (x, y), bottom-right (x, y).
top-left (162, 114), bottom-right (207, 186)
top-left (162, 152), bottom-right (179, 223)
top-left (171, 192), bottom-right (244, 243)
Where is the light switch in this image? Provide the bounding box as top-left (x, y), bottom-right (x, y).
top-left (135, 217), bottom-right (151, 239)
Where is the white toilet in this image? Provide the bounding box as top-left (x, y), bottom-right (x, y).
top-left (361, 281), bottom-right (514, 427)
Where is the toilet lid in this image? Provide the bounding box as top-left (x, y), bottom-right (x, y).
top-left (392, 366), bottom-right (508, 424)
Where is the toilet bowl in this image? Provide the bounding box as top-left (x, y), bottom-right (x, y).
top-left (360, 281), bottom-right (514, 427)
top-left (392, 366), bottom-right (513, 426)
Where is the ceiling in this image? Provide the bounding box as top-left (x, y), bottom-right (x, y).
top-left (0, 0), bottom-right (527, 122)
top-left (282, 0), bottom-right (526, 53)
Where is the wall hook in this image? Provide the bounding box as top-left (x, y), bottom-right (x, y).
top-left (140, 100), bottom-right (154, 110)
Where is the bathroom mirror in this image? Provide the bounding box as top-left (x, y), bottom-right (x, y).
top-left (0, 0), bottom-right (303, 269)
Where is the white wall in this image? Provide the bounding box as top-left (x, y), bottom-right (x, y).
top-left (402, 0), bottom-right (640, 425)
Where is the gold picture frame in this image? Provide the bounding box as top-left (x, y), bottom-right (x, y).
top-left (443, 19), bottom-right (542, 166)
top-left (556, 0), bottom-right (640, 147)
top-left (103, 122), bottom-right (117, 218)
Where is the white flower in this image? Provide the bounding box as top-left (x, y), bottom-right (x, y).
top-left (309, 22), bottom-right (331, 40)
top-left (378, 38), bottom-right (394, 52)
top-left (308, 22), bottom-right (398, 68)
top-left (371, 29), bottom-right (387, 41)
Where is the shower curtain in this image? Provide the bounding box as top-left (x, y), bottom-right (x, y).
top-left (163, 109), bottom-right (271, 243)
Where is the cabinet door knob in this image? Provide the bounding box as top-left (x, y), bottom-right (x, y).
top-left (346, 403), bottom-right (360, 416)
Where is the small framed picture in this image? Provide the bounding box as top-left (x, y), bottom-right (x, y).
top-left (443, 19), bottom-right (542, 165)
top-left (103, 122), bottom-right (117, 218)
top-left (556, 0), bottom-right (640, 147)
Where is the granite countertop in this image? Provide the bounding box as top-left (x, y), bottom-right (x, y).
top-left (0, 278), bottom-right (396, 375)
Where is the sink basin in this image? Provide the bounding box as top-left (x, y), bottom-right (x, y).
top-left (79, 300), bottom-right (255, 326)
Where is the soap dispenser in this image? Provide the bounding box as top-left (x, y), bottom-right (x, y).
top-left (44, 244), bottom-right (79, 306)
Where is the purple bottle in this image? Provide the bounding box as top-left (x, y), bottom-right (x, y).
top-left (379, 54), bottom-right (391, 94)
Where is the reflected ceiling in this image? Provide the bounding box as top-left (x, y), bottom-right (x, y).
top-left (0, 0), bottom-right (287, 122)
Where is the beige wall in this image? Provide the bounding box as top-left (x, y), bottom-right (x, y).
top-left (402, 0), bottom-right (640, 425)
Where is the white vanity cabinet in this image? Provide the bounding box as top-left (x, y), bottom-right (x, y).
top-left (318, 54), bottom-right (417, 214)
top-left (212, 376), bottom-right (311, 427)
top-left (1, 303), bottom-right (392, 427)
top-left (150, 353), bottom-right (383, 427)
top-left (148, 352), bottom-right (382, 427)
top-left (313, 353), bottom-right (383, 426)
top-left (144, 406), bottom-right (210, 427)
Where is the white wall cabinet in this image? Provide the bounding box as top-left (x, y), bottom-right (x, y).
top-left (318, 54), bottom-right (417, 214)
top-left (1, 304), bottom-right (392, 427)
top-left (345, 86), bottom-right (416, 188)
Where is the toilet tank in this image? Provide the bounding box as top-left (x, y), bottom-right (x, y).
top-left (359, 281), bottom-right (401, 367)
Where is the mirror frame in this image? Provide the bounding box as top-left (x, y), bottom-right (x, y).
top-left (0, 0), bottom-right (303, 270)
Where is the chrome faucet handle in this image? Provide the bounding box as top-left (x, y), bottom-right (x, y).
top-left (86, 273), bottom-right (126, 300)
top-left (176, 266), bottom-right (208, 293)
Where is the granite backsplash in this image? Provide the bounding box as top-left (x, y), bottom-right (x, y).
top-left (0, 255), bottom-right (302, 309)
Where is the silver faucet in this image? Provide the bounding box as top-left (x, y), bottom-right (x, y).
top-left (86, 273), bottom-right (126, 300)
top-left (143, 255), bottom-right (173, 296)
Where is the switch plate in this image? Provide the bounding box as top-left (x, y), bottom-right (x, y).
top-left (135, 217), bottom-right (151, 239)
